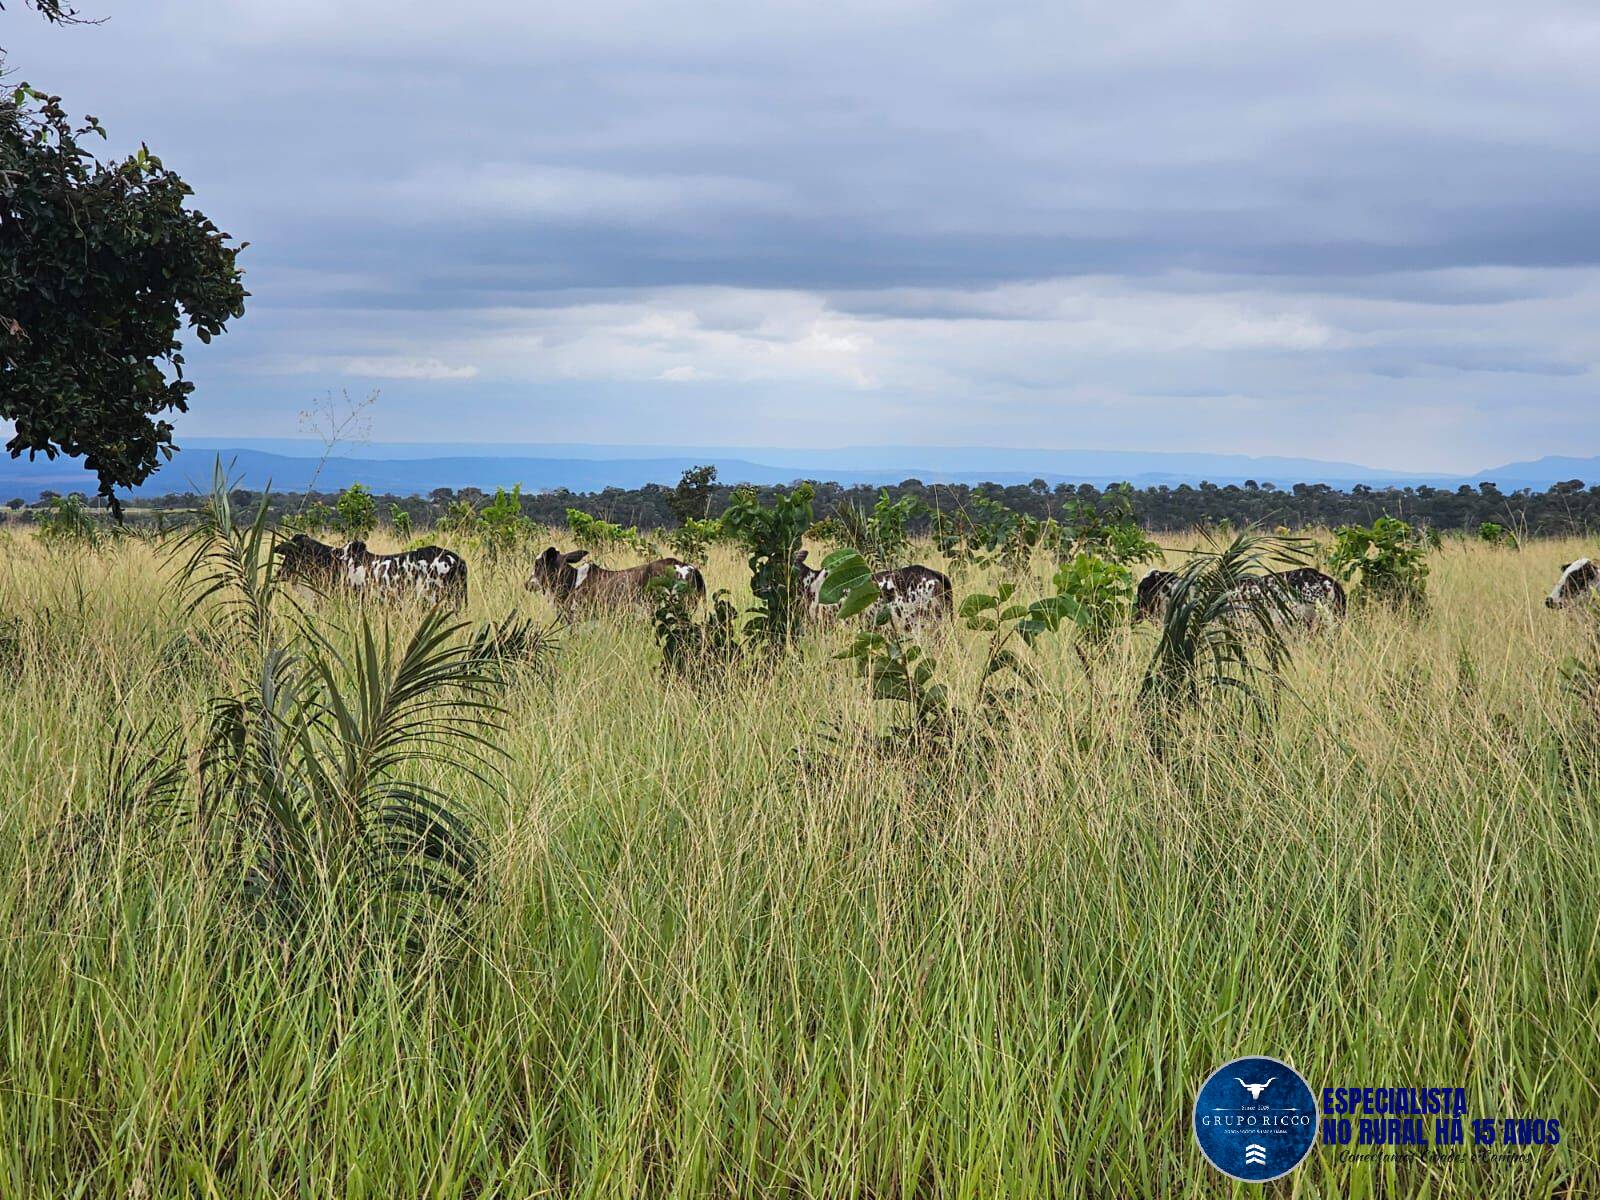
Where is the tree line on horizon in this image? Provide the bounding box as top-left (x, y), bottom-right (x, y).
top-left (11, 469), bottom-right (1600, 539)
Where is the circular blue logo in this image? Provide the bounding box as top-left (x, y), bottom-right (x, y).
top-left (1193, 1055), bottom-right (1317, 1182)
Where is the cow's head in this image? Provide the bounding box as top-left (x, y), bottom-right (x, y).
top-left (1546, 558), bottom-right (1598, 609)
top-left (1133, 569), bottom-right (1177, 621)
top-left (791, 549), bottom-right (820, 585)
top-left (527, 546), bottom-right (589, 597)
top-left (273, 533), bottom-right (341, 582)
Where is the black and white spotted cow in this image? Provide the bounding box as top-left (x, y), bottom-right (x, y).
top-left (1546, 558), bottom-right (1598, 609)
top-left (791, 550), bottom-right (953, 627)
top-left (526, 547), bottom-right (705, 608)
top-left (1135, 566), bottom-right (1345, 629)
top-left (274, 534), bottom-right (468, 605)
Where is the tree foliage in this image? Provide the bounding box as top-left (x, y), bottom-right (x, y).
top-left (1328, 516), bottom-right (1431, 610)
top-left (1, 82), bottom-right (246, 512)
top-left (667, 463), bottom-right (718, 525)
top-left (722, 483), bottom-right (814, 647)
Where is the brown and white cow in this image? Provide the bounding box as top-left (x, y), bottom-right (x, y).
top-left (1134, 566), bottom-right (1345, 629)
top-left (790, 550), bottom-right (953, 627)
top-left (274, 534), bottom-right (468, 604)
top-left (1546, 558), bottom-right (1598, 608)
top-left (526, 547), bottom-right (705, 608)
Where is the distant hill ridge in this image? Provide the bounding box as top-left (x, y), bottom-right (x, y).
top-left (0, 439), bottom-right (1594, 502)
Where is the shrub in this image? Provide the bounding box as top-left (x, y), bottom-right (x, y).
top-left (1060, 484), bottom-right (1160, 566)
top-left (1329, 516), bottom-right (1430, 610)
top-left (815, 490), bottom-right (925, 570)
top-left (651, 576), bottom-right (741, 681)
top-left (666, 516), bottom-right (723, 562)
top-left (479, 486), bottom-right (534, 558)
top-left (1477, 521), bottom-right (1515, 548)
top-left (1051, 552), bottom-right (1135, 642)
top-left (334, 483), bottom-right (377, 540)
top-left (390, 505), bottom-right (414, 539)
top-left (468, 611), bottom-right (561, 682)
top-left (437, 498), bottom-right (480, 540)
top-left (36, 493), bottom-right (96, 546)
top-left (934, 494), bottom-right (1058, 575)
top-left (175, 462), bottom-right (499, 929)
top-left (566, 507), bottom-right (654, 557)
top-left (722, 484), bottom-right (814, 647)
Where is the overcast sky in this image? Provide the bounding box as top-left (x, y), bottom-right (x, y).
top-left (7, 0), bottom-right (1600, 471)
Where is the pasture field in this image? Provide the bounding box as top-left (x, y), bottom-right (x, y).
top-left (0, 527), bottom-right (1597, 1198)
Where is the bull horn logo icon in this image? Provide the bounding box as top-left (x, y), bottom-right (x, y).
top-left (1236, 1077), bottom-right (1275, 1100)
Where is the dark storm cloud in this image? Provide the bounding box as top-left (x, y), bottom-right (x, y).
top-left (3, 0), bottom-right (1598, 469)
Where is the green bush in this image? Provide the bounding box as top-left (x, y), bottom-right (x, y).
top-left (1051, 552), bottom-right (1134, 642)
top-left (36, 494), bottom-right (96, 547)
top-left (566, 507), bottom-right (654, 557)
top-left (1329, 516), bottom-right (1430, 610)
top-left (666, 516), bottom-right (723, 562)
top-left (815, 490), bottom-right (926, 570)
top-left (334, 483), bottom-right (377, 540)
top-left (1477, 521), bottom-right (1515, 548)
top-left (722, 484), bottom-right (815, 647)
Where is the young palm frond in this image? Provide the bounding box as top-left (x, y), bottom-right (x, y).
top-left (172, 456), bottom-right (290, 649)
top-left (468, 610), bottom-right (562, 681)
top-left (1139, 530), bottom-right (1308, 713)
top-left (202, 608), bottom-right (506, 926)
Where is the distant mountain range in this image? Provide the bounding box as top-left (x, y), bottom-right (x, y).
top-left (0, 439), bottom-right (1595, 502)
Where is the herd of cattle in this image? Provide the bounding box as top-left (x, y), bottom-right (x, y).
top-left (272, 534), bottom-right (1600, 624)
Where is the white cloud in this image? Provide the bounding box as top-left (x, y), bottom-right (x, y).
top-left (12, 0), bottom-right (1600, 469)
top-left (337, 357), bottom-right (480, 381)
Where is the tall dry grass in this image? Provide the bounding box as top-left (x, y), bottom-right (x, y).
top-left (0, 527), bottom-right (1596, 1197)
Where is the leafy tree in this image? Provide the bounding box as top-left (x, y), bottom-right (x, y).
top-left (389, 504), bottom-right (413, 540)
top-left (1, 1), bottom-right (87, 23)
top-left (667, 464), bottom-right (718, 525)
top-left (1, 79), bottom-right (246, 513)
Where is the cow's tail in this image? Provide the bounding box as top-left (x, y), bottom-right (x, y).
top-left (450, 557), bottom-right (469, 610)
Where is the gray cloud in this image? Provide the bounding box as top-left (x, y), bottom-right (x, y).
top-left (4, 0), bottom-right (1599, 470)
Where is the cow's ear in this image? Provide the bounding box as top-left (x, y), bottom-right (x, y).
top-left (793, 550), bottom-right (808, 564)
top-left (564, 549), bottom-right (588, 563)
top-left (1560, 562), bottom-right (1571, 571)
top-left (347, 540), bottom-right (367, 555)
